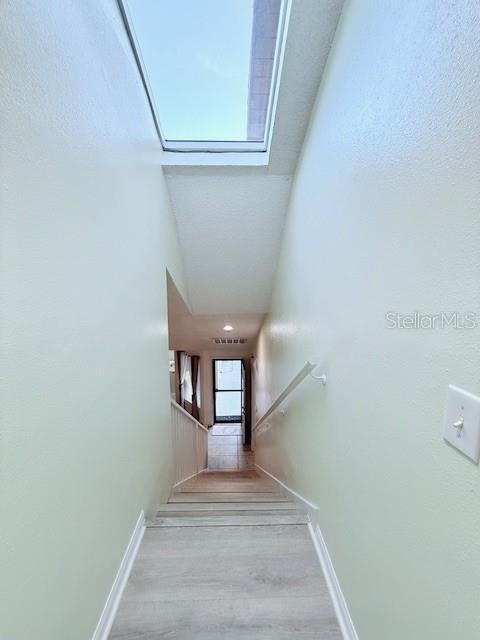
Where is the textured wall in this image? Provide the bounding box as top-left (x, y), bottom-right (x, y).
top-left (0, 1), bottom-right (186, 638)
top-left (255, 1), bottom-right (480, 638)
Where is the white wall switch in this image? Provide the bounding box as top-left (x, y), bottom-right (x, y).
top-left (444, 385), bottom-right (480, 463)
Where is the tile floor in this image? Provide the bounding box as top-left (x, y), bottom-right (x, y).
top-left (208, 423), bottom-right (255, 471)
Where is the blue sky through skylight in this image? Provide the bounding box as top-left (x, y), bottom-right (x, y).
top-left (126, 0), bottom-right (254, 141)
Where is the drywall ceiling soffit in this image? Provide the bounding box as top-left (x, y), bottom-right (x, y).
top-left (167, 272), bottom-right (264, 352)
top-left (166, 173), bottom-right (291, 314)
top-left (163, 0), bottom-right (345, 314)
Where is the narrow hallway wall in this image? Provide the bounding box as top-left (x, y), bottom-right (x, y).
top-left (0, 1), bottom-right (187, 638)
top-left (254, 1), bottom-right (480, 638)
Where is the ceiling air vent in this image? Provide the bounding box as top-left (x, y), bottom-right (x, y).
top-left (212, 338), bottom-right (248, 345)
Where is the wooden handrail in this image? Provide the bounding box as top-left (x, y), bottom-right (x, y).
top-left (170, 398), bottom-right (209, 433)
top-left (253, 361), bottom-right (326, 432)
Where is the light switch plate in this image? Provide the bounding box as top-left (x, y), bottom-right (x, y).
top-left (444, 385), bottom-right (480, 463)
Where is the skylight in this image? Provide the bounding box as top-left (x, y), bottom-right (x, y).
top-left (118, 0), bottom-right (288, 153)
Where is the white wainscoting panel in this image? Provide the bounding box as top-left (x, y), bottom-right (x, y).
top-left (171, 399), bottom-right (208, 486)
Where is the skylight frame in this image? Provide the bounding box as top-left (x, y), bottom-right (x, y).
top-left (117, 0), bottom-right (291, 154)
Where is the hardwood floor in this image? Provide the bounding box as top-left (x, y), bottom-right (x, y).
top-left (109, 429), bottom-right (342, 639)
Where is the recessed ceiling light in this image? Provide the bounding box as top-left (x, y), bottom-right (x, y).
top-left (223, 324), bottom-right (233, 332)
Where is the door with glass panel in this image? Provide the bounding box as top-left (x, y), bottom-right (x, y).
top-left (213, 359), bottom-right (243, 424)
top-left (241, 360), bottom-right (246, 444)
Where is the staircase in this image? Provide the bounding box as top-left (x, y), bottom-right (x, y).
top-left (152, 469), bottom-right (308, 527)
top-left (109, 467), bottom-right (343, 639)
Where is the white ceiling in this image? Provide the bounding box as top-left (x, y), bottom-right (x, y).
top-left (165, 0), bottom-right (344, 318)
top-left (166, 173), bottom-right (291, 314)
top-left (167, 274), bottom-right (263, 353)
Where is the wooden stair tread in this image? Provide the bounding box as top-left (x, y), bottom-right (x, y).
top-left (159, 501), bottom-right (297, 512)
top-left (168, 492), bottom-right (289, 503)
top-left (176, 470), bottom-right (279, 494)
top-left (150, 513), bottom-right (309, 527)
top-left (177, 480), bottom-right (278, 491)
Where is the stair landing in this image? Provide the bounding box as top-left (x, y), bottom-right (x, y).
top-left (109, 469), bottom-right (342, 639)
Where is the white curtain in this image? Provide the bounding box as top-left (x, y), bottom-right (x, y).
top-left (179, 352), bottom-right (189, 407)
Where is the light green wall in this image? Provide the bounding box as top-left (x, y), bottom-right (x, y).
top-left (0, 1), bottom-right (187, 638)
top-left (254, 1), bottom-right (480, 638)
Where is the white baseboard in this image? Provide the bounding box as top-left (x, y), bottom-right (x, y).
top-left (254, 464), bottom-right (358, 640)
top-left (254, 463), bottom-right (318, 522)
top-left (91, 510), bottom-right (146, 640)
top-left (308, 522), bottom-right (359, 640)
top-left (172, 468), bottom-right (206, 489)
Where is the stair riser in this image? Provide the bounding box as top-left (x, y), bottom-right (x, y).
top-left (150, 515), bottom-right (309, 527)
